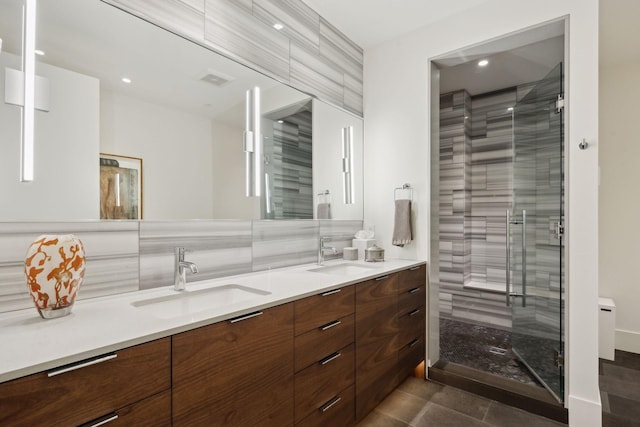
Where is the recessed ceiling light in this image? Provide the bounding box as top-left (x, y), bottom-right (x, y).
top-left (478, 59), bottom-right (489, 67)
top-left (277, 120), bottom-right (284, 124)
top-left (35, 49), bottom-right (45, 56)
top-left (273, 23), bottom-right (284, 30)
top-left (121, 77), bottom-right (132, 84)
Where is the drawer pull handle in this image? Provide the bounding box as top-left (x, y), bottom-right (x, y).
top-left (319, 351), bottom-right (342, 365)
top-left (320, 396), bottom-right (342, 412)
top-left (408, 338), bottom-right (420, 348)
top-left (409, 308), bottom-right (421, 316)
top-left (321, 289), bottom-right (341, 296)
top-left (375, 275), bottom-right (390, 281)
top-left (409, 266), bottom-right (421, 271)
top-left (89, 415), bottom-right (119, 427)
top-left (47, 353), bottom-right (117, 377)
top-left (229, 311), bottom-right (263, 323)
top-left (409, 287), bottom-right (421, 294)
top-left (320, 320), bottom-right (341, 331)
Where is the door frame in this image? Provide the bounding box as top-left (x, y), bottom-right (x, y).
top-left (426, 16), bottom-right (569, 406)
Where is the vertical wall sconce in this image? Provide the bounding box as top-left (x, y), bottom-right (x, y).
top-left (342, 126), bottom-right (354, 204)
top-left (21, 0), bottom-right (37, 182)
top-left (244, 86), bottom-right (262, 197)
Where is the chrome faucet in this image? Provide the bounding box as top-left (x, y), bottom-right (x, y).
top-left (174, 247), bottom-right (198, 291)
top-left (318, 236), bottom-right (338, 265)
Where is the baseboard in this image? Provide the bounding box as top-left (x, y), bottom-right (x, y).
top-left (567, 394), bottom-right (602, 427)
top-left (616, 329), bottom-right (640, 354)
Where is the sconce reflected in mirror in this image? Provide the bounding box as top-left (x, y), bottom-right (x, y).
top-left (244, 86), bottom-right (262, 197)
top-left (342, 126), bottom-right (354, 204)
top-left (21, 0), bottom-right (36, 182)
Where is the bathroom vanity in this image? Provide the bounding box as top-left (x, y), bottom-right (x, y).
top-left (0, 260), bottom-right (426, 426)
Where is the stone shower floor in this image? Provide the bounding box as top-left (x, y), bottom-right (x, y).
top-left (439, 317), bottom-right (542, 386)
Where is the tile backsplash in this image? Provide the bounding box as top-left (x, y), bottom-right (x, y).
top-left (0, 219), bottom-right (362, 314)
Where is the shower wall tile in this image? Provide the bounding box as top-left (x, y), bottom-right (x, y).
top-left (438, 90), bottom-right (471, 305)
top-left (0, 221), bottom-right (139, 313)
top-left (139, 220), bottom-right (252, 290)
top-left (469, 88), bottom-right (515, 289)
top-left (252, 220), bottom-right (318, 271)
top-left (270, 110), bottom-right (313, 219)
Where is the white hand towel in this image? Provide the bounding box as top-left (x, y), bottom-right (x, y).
top-left (392, 199), bottom-right (412, 247)
top-left (317, 202), bottom-right (331, 219)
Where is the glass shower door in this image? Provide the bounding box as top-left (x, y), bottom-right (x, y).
top-left (509, 63), bottom-right (564, 402)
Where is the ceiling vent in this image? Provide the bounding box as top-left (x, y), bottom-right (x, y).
top-left (197, 68), bottom-right (235, 87)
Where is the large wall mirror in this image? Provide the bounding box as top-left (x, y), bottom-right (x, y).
top-left (0, 0), bottom-right (363, 221)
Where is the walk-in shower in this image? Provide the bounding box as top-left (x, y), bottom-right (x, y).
top-left (428, 21), bottom-right (566, 419)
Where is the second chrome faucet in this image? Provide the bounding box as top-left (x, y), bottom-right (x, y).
top-left (174, 247), bottom-right (198, 291)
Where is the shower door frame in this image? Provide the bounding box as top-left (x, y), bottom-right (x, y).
top-left (508, 62), bottom-right (565, 403)
top-left (426, 18), bottom-right (569, 408)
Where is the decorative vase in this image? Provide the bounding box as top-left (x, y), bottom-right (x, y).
top-left (24, 234), bottom-right (86, 319)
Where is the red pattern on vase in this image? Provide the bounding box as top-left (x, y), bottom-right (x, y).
top-left (24, 234), bottom-right (86, 319)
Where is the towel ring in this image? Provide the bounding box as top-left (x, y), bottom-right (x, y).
top-left (394, 184), bottom-right (413, 201)
top-left (317, 189), bottom-right (331, 205)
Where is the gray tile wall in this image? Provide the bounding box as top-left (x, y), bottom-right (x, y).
top-left (439, 88), bottom-right (515, 329)
top-left (104, 0), bottom-right (364, 116)
top-left (438, 79), bottom-right (564, 331)
top-left (270, 109), bottom-right (313, 219)
top-left (0, 219), bottom-right (362, 314)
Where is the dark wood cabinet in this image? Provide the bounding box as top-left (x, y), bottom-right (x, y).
top-left (294, 285), bottom-right (355, 335)
top-left (355, 265), bottom-right (427, 421)
top-left (0, 263), bottom-right (425, 427)
top-left (0, 338), bottom-right (171, 427)
top-left (397, 265), bottom-right (427, 378)
top-left (294, 285), bottom-right (356, 426)
top-left (172, 303), bottom-right (294, 426)
top-left (79, 390), bottom-right (172, 427)
top-left (355, 274), bottom-right (400, 421)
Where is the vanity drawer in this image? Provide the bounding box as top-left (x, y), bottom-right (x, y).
top-left (398, 304), bottom-right (425, 348)
top-left (295, 313), bottom-right (354, 372)
top-left (398, 284), bottom-right (425, 315)
top-left (295, 343), bottom-right (355, 423)
top-left (397, 264), bottom-right (426, 294)
top-left (79, 390), bottom-right (171, 427)
top-left (0, 338), bottom-right (171, 427)
top-left (398, 335), bottom-right (425, 379)
top-left (296, 384), bottom-right (355, 427)
top-left (294, 285), bottom-right (354, 335)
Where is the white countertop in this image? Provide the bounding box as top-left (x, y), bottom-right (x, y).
top-left (0, 258), bottom-right (425, 383)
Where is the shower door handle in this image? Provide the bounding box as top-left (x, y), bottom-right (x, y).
top-left (506, 210), bottom-right (511, 306)
top-left (521, 210), bottom-right (527, 308)
top-left (505, 209), bottom-right (526, 308)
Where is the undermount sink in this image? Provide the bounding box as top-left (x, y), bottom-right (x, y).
top-left (131, 284), bottom-right (271, 319)
top-left (308, 262), bottom-right (381, 275)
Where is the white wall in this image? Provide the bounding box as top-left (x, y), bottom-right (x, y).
top-left (100, 91), bottom-right (214, 220)
top-left (363, 0), bottom-right (599, 425)
top-left (0, 54), bottom-right (100, 220)
top-left (599, 60), bottom-right (640, 353)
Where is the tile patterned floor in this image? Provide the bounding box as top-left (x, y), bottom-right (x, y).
top-left (600, 350), bottom-right (640, 427)
top-left (439, 317), bottom-right (540, 385)
top-left (357, 377), bottom-right (566, 427)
